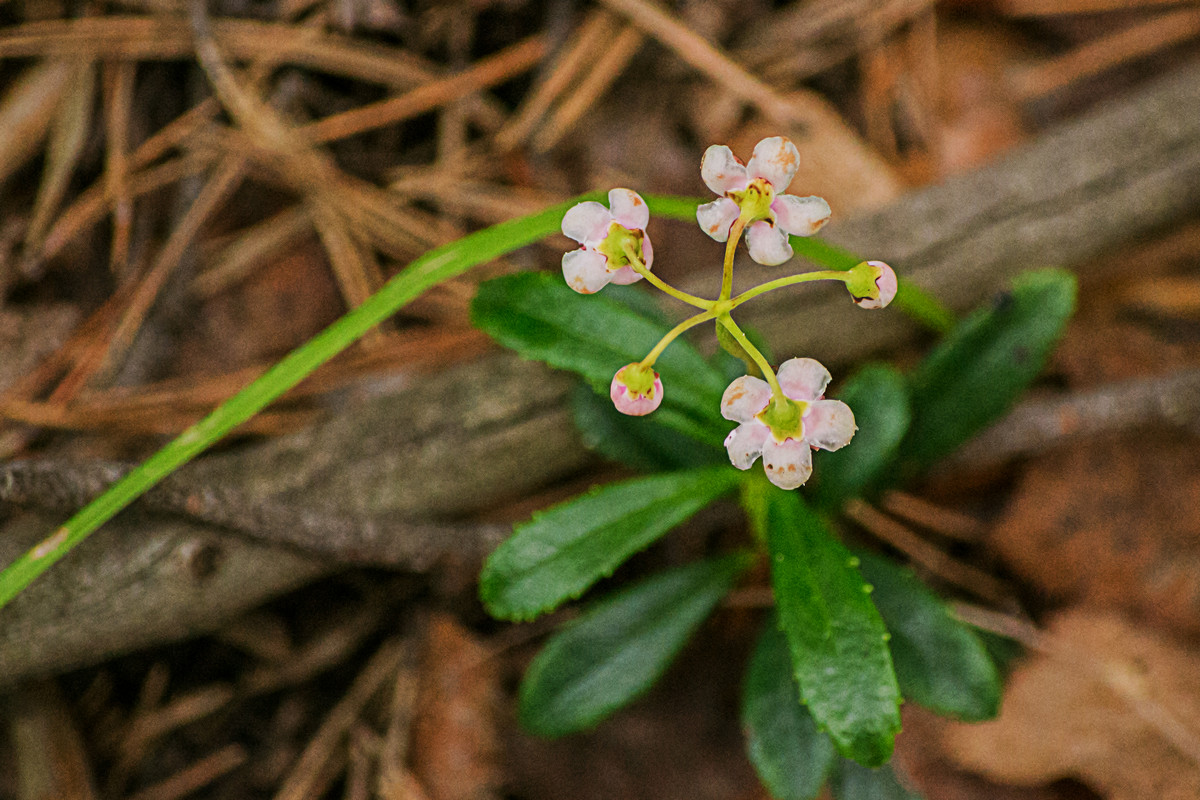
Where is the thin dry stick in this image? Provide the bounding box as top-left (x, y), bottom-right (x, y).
top-left (1013, 7), bottom-right (1200, 101)
top-left (533, 24), bottom-right (645, 152)
top-left (301, 34), bottom-right (546, 144)
top-left (997, 0), bottom-right (1195, 15)
top-left (308, 198), bottom-right (388, 346)
top-left (878, 490), bottom-right (985, 543)
top-left (596, 0), bottom-right (816, 127)
top-left (93, 154), bottom-right (248, 385)
top-left (0, 60), bottom-right (75, 185)
top-left (844, 499), bottom-right (1009, 604)
top-left (122, 685), bottom-right (236, 757)
top-left (191, 204), bottom-right (313, 298)
top-left (945, 368), bottom-right (1200, 471)
top-left (494, 8), bottom-right (616, 151)
top-left (40, 152), bottom-right (211, 264)
top-left (23, 59), bottom-right (95, 261)
top-left (124, 745), bottom-right (248, 800)
top-left (0, 397), bottom-right (313, 435)
top-left (273, 640), bottom-right (409, 800)
top-left (102, 60), bottom-right (137, 278)
top-left (0, 17), bottom-right (436, 87)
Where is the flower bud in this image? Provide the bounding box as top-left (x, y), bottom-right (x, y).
top-left (610, 362), bottom-right (663, 416)
top-left (848, 260), bottom-right (897, 309)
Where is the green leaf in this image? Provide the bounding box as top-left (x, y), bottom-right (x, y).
top-left (811, 365), bottom-right (911, 508)
top-left (571, 383), bottom-right (724, 471)
top-left (764, 491), bottom-right (901, 766)
top-left (902, 269), bottom-right (1076, 472)
top-left (519, 553), bottom-right (753, 737)
top-left (481, 467), bottom-right (740, 621)
top-left (831, 760), bottom-right (921, 800)
top-left (856, 552), bottom-right (1001, 721)
top-left (743, 620), bottom-right (837, 800)
top-left (471, 272), bottom-right (727, 441)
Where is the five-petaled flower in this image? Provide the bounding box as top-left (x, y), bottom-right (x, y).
top-left (721, 358), bottom-right (856, 490)
top-left (561, 188), bottom-right (654, 295)
top-left (697, 137), bottom-right (832, 266)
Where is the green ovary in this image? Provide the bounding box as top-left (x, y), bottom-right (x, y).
top-left (757, 396), bottom-right (807, 442)
top-left (617, 363), bottom-right (658, 397)
top-left (596, 223), bottom-right (645, 269)
top-left (728, 178), bottom-right (775, 224)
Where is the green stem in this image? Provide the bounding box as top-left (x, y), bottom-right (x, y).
top-left (716, 313), bottom-right (782, 400)
top-left (729, 269), bottom-right (849, 309)
top-left (641, 308), bottom-right (718, 367)
top-left (719, 217), bottom-right (747, 301)
top-left (620, 241), bottom-right (711, 310)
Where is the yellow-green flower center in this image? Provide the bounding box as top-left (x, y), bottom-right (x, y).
top-left (728, 178), bottom-right (775, 225)
top-left (596, 222), bottom-right (645, 270)
top-left (616, 363), bottom-right (658, 398)
top-left (757, 395), bottom-right (807, 442)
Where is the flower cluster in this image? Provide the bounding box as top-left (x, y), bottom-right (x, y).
top-left (559, 137), bottom-right (898, 490)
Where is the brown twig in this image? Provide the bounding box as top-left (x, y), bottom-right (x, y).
top-left (273, 639), bottom-right (409, 800)
top-left (944, 368), bottom-right (1200, 472)
top-left (595, 0), bottom-right (819, 128)
top-left (532, 24), bottom-right (644, 152)
top-left (0, 458), bottom-right (508, 568)
top-left (844, 499), bottom-right (1009, 603)
top-left (1013, 8), bottom-right (1200, 101)
top-left (123, 745), bottom-right (248, 800)
top-left (301, 34), bottom-right (546, 144)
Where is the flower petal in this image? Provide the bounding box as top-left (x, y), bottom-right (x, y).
top-left (761, 437), bottom-right (813, 490)
top-left (696, 198), bottom-right (740, 242)
top-left (771, 194), bottom-right (831, 237)
top-left (641, 233), bottom-right (654, 270)
top-left (721, 375), bottom-right (772, 422)
top-left (724, 421), bottom-right (768, 470)
top-left (608, 188), bottom-right (650, 231)
top-left (746, 221), bottom-right (793, 266)
top-left (562, 248), bottom-right (611, 294)
top-left (608, 266), bottom-right (642, 285)
top-left (610, 371), bottom-right (663, 416)
top-left (746, 137), bottom-right (800, 191)
top-left (700, 145), bottom-right (748, 195)
top-left (561, 201), bottom-right (612, 245)
top-left (777, 357), bottom-right (831, 402)
top-left (803, 399), bottom-right (856, 451)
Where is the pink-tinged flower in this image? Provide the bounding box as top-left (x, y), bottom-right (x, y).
top-left (696, 137), bottom-right (832, 266)
top-left (849, 260), bottom-right (898, 309)
top-left (721, 358), bottom-right (856, 490)
top-left (611, 362), bottom-right (663, 416)
top-left (561, 188), bottom-right (655, 294)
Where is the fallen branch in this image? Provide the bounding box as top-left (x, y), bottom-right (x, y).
top-left (3, 61), bottom-right (1200, 685)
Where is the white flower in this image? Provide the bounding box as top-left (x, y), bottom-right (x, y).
top-left (721, 358), bottom-right (856, 490)
top-left (561, 188), bottom-right (654, 294)
top-left (696, 137), bottom-right (831, 266)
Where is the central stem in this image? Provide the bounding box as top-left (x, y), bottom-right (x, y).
top-left (719, 217), bottom-right (748, 301)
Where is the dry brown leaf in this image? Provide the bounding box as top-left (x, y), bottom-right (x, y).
top-left (945, 609), bottom-right (1200, 800)
top-left (991, 431), bottom-right (1200, 635)
top-left (410, 614), bottom-right (501, 800)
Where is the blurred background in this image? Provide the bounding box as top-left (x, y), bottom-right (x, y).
top-left (1, 0), bottom-right (1199, 798)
